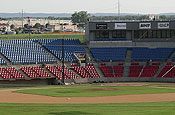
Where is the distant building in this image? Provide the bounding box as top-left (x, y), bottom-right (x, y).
top-left (0, 23), bottom-right (10, 31)
top-left (46, 24), bottom-right (78, 32)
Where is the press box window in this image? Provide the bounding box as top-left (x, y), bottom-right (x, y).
top-left (95, 30), bottom-right (109, 38)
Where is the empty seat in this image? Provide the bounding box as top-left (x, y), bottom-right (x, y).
top-left (90, 47), bottom-right (127, 61)
top-left (37, 39), bottom-right (85, 62)
top-left (131, 48), bottom-right (173, 61)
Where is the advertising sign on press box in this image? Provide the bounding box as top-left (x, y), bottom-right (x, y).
top-left (115, 23), bottom-right (126, 29)
top-left (139, 23), bottom-right (151, 29)
top-left (158, 22), bottom-right (169, 29)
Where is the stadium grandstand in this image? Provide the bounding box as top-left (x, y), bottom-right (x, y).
top-left (1, 21), bottom-right (175, 86)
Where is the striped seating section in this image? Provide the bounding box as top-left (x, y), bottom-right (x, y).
top-left (0, 39), bottom-right (56, 64)
top-left (128, 63), bottom-right (143, 77)
top-left (131, 48), bottom-right (173, 61)
top-left (0, 67), bottom-right (24, 79)
top-left (157, 62), bottom-right (175, 78)
top-left (90, 47), bottom-right (127, 61)
top-left (139, 65), bottom-right (159, 77)
top-left (100, 62), bottom-right (124, 77)
top-left (20, 66), bottom-right (51, 78)
top-left (72, 63), bottom-right (100, 78)
top-left (46, 65), bottom-right (79, 80)
top-left (37, 39), bottom-right (85, 62)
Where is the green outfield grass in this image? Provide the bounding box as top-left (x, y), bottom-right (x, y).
top-left (14, 85), bottom-right (175, 97)
top-left (0, 102), bottom-right (175, 115)
top-left (0, 33), bottom-right (85, 42)
top-left (2, 83), bottom-right (175, 115)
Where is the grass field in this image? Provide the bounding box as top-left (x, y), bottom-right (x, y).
top-left (2, 83), bottom-right (175, 115)
top-left (0, 102), bottom-right (175, 115)
top-left (0, 33), bottom-right (85, 42)
top-left (14, 85), bottom-right (175, 97)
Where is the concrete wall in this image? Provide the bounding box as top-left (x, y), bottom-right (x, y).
top-left (0, 78), bottom-right (56, 87)
top-left (75, 77), bottom-right (175, 84)
top-left (89, 41), bottom-right (175, 48)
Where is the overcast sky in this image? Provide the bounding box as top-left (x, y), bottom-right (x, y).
top-left (1, 0), bottom-right (175, 14)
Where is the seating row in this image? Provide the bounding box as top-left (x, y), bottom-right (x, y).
top-left (91, 47), bottom-right (174, 61)
top-left (38, 39), bottom-right (85, 62)
top-left (46, 65), bottom-right (79, 80)
top-left (0, 67), bottom-right (24, 79)
top-left (72, 63), bottom-right (100, 78)
top-left (100, 63), bottom-right (124, 77)
top-left (20, 66), bottom-right (51, 78)
top-left (0, 39), bottom-right (56, 64)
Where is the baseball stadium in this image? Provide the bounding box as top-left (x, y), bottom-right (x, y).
top-left (0, 21), bottom-right (175, 114)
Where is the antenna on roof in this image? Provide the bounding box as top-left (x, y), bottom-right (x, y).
top-left (118, 0), bottom-right (121, 20)
top-left (22, 9), bottom-right (24, 28)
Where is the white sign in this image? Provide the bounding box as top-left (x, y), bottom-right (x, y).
top-left (158, 22), bottom-right (169, 29)
top-left (139, 23), bottom-right (151, 29)
top-left (115, 23), bottom-right (126, 29)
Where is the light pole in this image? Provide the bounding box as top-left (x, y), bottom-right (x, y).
top-left (28, 17), bottom-right (31, 39)
top-left (61, 37), bottom-right (65, 84)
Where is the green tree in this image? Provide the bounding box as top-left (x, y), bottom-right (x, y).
top-left (71, 11), bottom-right (90, 28)
top-left (33, 23), bottom-right (41, 29)
top-left (2, 27), bottom-right (6, 32)
top-left (45, 23), bottom-right (50, 28)
top-left (24, 24), bottom-right (29, 29)
top-left (10, 24), bottom-right (15, 30)
top-left (15, 28), bottom-right (19, 34)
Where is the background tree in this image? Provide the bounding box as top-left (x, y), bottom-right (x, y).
top-left (2, 27), bottom-right (6, 32)
top-left (33, 23), bottom-right (41, 29)
top-left (71, 11), bottom-right (90, 28)
top-left (10, 24), bottom-right (15, 30)
top-left (15, 28), bottom-right (19, 34)
top-left (24, 24), bottom-right (29, 29)
top-left (45, 23), bottom-right (50, 28)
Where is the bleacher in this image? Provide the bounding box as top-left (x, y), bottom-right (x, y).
top-left (157, 62), bottom-right (175, 78)
top-left (46, 65), bottom-right (79, 80)
top-left (37, 39), bottom-right (85, 62)
top-left (0, 40), bottom-right (56, 64)
top-left (72, 63), bottom-right (100, 78)
top-left (100, 62), bottom-right (124, 77)
top-left (128, 62), bottom-right (143, 77)
top-left (0, 67), bottom-right (24, 79)
top-left (90, 47), bottom-right (127, 61)
top-left (139, 64), bottom-right (159, 77)
top-left (20, 66), bottom-right (51, 79)
top-left (131, 48), bottom-right (173, 61)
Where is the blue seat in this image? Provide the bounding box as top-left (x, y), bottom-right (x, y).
top-left (90, 47), bottom-right (127, 61)
top-left (131, 48), bottom-right (173, 61)
top-left (0, 39), bottom-right (56, 64)
top-left (37, 39), bottom-right (85, 62)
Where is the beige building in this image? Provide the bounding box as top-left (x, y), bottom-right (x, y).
top-left (0, 24), bottom-right (10, 31)
top-left (0, 19), bottom-right (72, 28)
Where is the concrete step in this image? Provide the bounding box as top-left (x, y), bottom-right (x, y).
top-left (82, 44), bottom-right (95, 63)
top-left (0, 52), bottom-right (12, 65)
top-left (167, 50), bottom-right (175, 62)
top-left (125, 49), bottom-right (132, 62)
top-left (93, 63), bottom-right (104, 78)
top-left (17, 68), bottom-right (31, 80)
top-left (35, 41), bottom-right (61, 63)
top-left (42, 66), bottom-right (56, 78)
top-left (153, 62), bottom-right (165, 78)
top-left (123, 62), bottom-right (130, 77)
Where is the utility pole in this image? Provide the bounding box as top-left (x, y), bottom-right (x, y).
top-left (118, 0), bottom-right (121, 20)
top-left (22, 10), bottom-right (24, 28)
top-left (28, 17), bottom-right (31, 39)
top-left (61, 37), bottom-right (65, 84)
